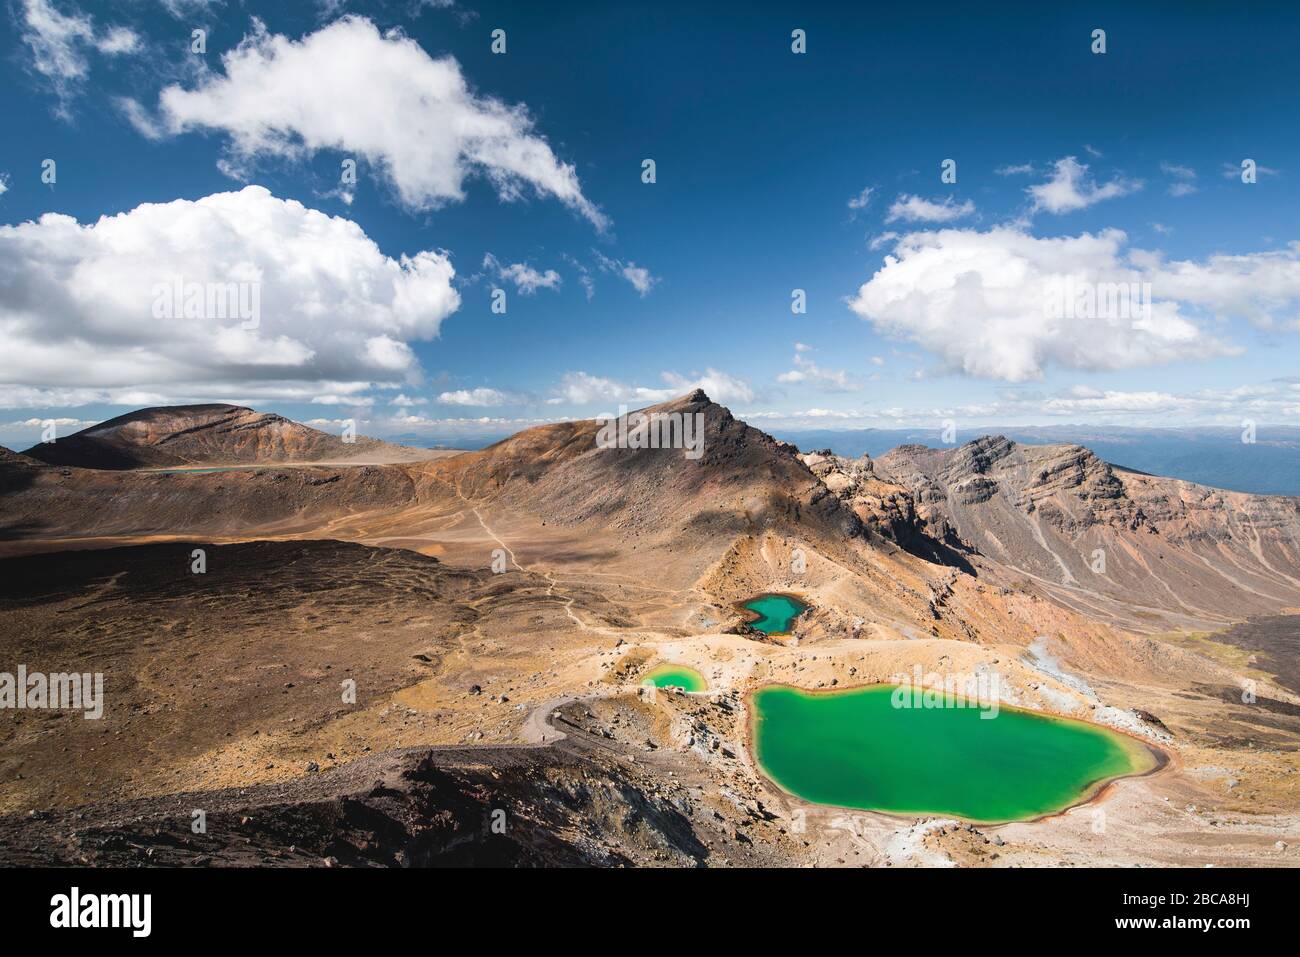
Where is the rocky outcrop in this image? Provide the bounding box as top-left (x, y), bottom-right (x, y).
top-left (798, 449), bottom-right (975, 571)
top-left (873, 436), bottom-right (1300, 629)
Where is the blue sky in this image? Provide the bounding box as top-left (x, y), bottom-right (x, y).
top-left (2, 0), bottom-right (1300, 449)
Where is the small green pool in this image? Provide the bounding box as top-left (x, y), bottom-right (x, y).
top-left (750, 684), bottom-right (1159, 823)
top-left (641, 665), bottom-right (708, 692)
top-left (740, 594), bottom-right (808, 634)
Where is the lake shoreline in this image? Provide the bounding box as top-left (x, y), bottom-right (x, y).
top-left (733, 592), bottom-right (810, 636)
top-left (746, 681), bottom-right (1169, 827)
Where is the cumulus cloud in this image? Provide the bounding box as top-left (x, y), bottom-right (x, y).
top-left (594, 251), bottom-right (658, 296)
top-left (548, 369), bottom-right (752, 406)
top-left (849, 227), bottom-right (1242, 382)
top-left (1139, 242), bottom-right (1300, 331)
top-left (659, 368), bottom-right (753, 403)
top-left (389, 393), bottom-right (426, 407)
top-left (0, 186), bottom-right (461, 405)
top-left (437, 387), bottom-right (513, 406)
top-left (18, 0), bottom-right (141, 115)
top-left (886, 194), bottom-right (975, 224)
top-left (133, 17), bottom-right (606, 228)
top-left (482, 253), bottom-right (561, 295)
top-left (1028, 157), bottom-right (1141, 214)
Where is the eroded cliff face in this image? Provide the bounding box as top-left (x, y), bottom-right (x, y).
top-left (799, 450), bottom-right (926, 542)
top-left (796, 449), bottom-right (973, 571)
top-left (865, 437), bottom-right (1300, 629)
top-left (876, 436), bottom-right (1151, 536)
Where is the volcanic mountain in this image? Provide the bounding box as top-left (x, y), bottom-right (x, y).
top-left (3, 393), bottom-right (1299, 868)
top-left (21, 403), bottom-right (430, 470)
top-left (7, 396), bottom-right (1300, 636)
top-left (858, 436), bottom-right (1300, 630)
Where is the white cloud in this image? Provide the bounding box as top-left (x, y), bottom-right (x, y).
top-left (734, 380), bottom-right (1300, 430)
top-left (776, 350), bottom-right (860, 392)
top-left (311, 392), bottom-right (375, 406)
top-left (147, 17), bottom-right (607, 228)
top-left (548, 369), bottom-right (752, 406)
top-left (594, 251), bottom-right (657, 296)
top-left (868, 231), bottom-right (899, 251)
top-left (1140, 242), bottom-right (1300, 331)
top-left (995, 163), bottom-right (1035, 176)
top-left (1027, 156), bottom-right (1141, 214)
top-left (1005, 382), bottom-right (1300, 424)
top-left (3, 416), bottom-right (93, 429)
top-left (375, 413), bottom-right (558, 437)
top-left (114, 95), bottom-right (165, 140)
top-left (848, 227), bottom-right (1240, 382)
top-left (18, 0), bottom-right (141, 115)
top-left (437, 387), bottom-right (512, 406)
top-left (886, 194), bottom-right (975, 224)
top-left (1160, 161), bottom-right (1198, 197)
top-left (389, 393), bottom-right (427, 407)
top-left (0, 186), bottom-right (461, 406)
top-left (159, 0), bottom-right (223, 16)
top-left (847, 186), bottom-right (874, 214)
top-left (1221, 161), bottom-right (1281, 180)
top-left (660, 369), bottom-right (754, 404)
top-left (482, 253), bottom-right (561, 295)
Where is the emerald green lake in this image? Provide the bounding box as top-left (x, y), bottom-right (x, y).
top-left (642, 665), bottom-right (708, 692)
top-left (741, 594), bottom-right (808, 634)
top-left (751, 684), bottom-right (1158, 823)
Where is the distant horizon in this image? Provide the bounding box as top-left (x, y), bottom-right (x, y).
top-left (10, 395), bottom-right (1298, 497)
top-left (7, 393), bottom-right (1300, 453)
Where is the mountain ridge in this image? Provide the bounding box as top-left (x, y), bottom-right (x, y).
top-left (21, 403), bottom-right (430, 470)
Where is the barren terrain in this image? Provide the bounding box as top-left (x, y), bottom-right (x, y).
top-left (1, 393), bottom-right (1297, 867)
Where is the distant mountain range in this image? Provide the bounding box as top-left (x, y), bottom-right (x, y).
top-left (5, 395), bottom-right (1299, 636)
top-left (767, 425), bottom-right (1300, 497)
